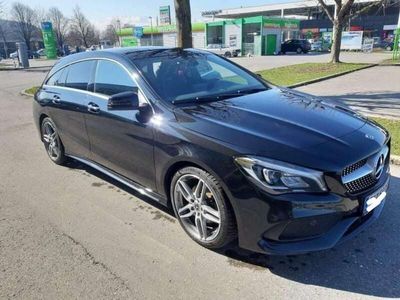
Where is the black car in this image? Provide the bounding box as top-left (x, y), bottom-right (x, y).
top-left (33, 47), bottom-right (390, 255)
top-left (281, 39), bottom-right (311, 54)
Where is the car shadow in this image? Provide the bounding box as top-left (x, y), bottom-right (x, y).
top-left (220, 173), bottom-right (400, 298)
top-left (65, 158), bottom-right (400, 298)
top-left (63, 159), bottom-right (174, 216)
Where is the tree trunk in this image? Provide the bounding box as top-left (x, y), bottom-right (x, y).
top-left (331, 21), bottom-right (343, 63)
top-left (174, 0), bottom-right (192, 48)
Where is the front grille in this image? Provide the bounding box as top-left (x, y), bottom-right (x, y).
top-left (341, 145), bottom-right (388, 194)
top-left (344, 173), bottom-right (377, 194)
top-left (342, 158), bottom-right (367, 176)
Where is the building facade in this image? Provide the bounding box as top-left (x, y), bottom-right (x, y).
top-left (117, 23), bottom-right (206, 49)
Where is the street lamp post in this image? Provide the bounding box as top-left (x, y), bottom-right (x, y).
top-left (116, 19), bottom-right (121, 47)
top-left (149, 16), bottom-right (154, 46)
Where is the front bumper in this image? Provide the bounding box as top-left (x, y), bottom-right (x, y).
top-left (231, 169), bottom-right (390, 255)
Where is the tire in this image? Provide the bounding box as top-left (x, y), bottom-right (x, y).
top-left (170, 166), bottom-right (236, 249)
top-left (224, 51), bottom-right (232, 58)
top-left (41, 117), bottom-right (67, 165)
top-left (296, 47), bottom-right (303, 54)
top-left (386, 46), bottom-right (393, 51)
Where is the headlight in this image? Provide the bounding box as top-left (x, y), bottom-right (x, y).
top-left (234, 156), bottom-right (327, 194)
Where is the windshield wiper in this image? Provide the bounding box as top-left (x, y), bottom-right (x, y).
top-left (172, 93), bottom-right (242, 104)
top-left (171, 87), bottom-right (268, 105)
top-left (236, 87), bottom-right (268, 95)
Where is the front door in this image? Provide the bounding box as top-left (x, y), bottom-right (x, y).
top-left (266, 34), bottom-right (277, 55)
top-left (84, 59), bottom-right (156, 190)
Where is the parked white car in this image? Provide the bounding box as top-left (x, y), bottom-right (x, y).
top-left (10, 51), bottom-right (18, 59)
top-left (205, 44), bottom-right (241, 57)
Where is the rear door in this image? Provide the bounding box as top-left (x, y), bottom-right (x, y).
top-left (41, 61), bottom-right (95, 158)
top-left (84, 59), bottom-right (156, 190)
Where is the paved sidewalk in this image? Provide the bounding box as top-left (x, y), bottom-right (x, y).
top-left (297, 65), bottom-right (400, 119)
top-left (231, 51), bottom-right (392, 72)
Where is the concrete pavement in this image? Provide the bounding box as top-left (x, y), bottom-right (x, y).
top-left (297, 66), bottom-right (400, 119)
top-left (1, 68), bottom-right (400, 299)
top-left (231, 51), bottom-right (392, 72)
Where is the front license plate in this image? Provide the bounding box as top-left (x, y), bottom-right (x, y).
top-left (363, 183), bottom-right (388, 215)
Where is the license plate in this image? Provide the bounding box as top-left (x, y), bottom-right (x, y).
top-left (363, 183), bottom-right (388, 215)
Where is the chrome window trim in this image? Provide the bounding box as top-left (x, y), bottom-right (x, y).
top-left (43, 57), bottom-right (154, 113)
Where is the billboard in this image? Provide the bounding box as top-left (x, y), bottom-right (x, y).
top-left (341, 31), bottom-right (364, 50)
top-left (160, 5), bottom-right (171, 25)
top-left (41, 22), bottom-right (57, 59)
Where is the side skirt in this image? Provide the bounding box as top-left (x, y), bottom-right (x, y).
top-left (68, 155), bottom-right (168, 205)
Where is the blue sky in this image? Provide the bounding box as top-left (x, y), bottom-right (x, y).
top-left (2, 0), bottom-right (293, 28)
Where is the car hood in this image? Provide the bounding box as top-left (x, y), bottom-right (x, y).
top-left (175, 88), bottom-right (388, 171)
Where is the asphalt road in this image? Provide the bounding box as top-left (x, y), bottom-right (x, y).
top-left (1, 69), bottom-right (399, 299)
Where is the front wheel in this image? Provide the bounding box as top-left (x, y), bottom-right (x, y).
top-left (41, 117), bottom-right (67, 165)
top-left (296, 47), bottom-right (303, 54)
top-left (171, 167), bottom-right (236, 249)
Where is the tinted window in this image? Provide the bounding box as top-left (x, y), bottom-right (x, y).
top-left (46, 68), bottom-right (66, 86)
top-left (130, 49), bottom-right (267, 103)
top-left (65, 61), bottom-right (95, 91)
top-left (94, 60), bottom-right (136, 96)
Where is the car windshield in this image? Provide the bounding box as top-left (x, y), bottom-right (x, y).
top-left (128, 49), bottom-right (268, 104)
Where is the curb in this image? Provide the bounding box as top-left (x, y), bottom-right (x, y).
top-left (20, 90), bottom-right (34, 97)
top-left (287, 64), bottom-right (377, 88)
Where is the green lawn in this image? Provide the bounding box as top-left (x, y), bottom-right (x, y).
top-left (257, 63), bottom-right (370, 87)
top-left (372, 117), bottom-right (400, 156)
top-left (24, 86), bottom-right (39, 95)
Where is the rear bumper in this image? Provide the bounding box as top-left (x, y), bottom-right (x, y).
top-left (232, 172), bottom-right (390, 255)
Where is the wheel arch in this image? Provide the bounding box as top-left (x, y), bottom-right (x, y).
top-left (38, 113), bottom-right (49, 141)
top-left (162, 159), bottom-right (239, 230)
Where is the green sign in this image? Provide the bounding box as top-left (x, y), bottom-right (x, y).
top-left (160, 5), bottom-right (171, 25)
top-left (41, 22), bottom-right (57, 59)
top-left (121, 37), bottom-right (138, 47)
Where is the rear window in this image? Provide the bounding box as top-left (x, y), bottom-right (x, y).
top-left (65, 60), bottom-right (95, 91)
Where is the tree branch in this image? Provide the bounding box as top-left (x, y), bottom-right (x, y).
top-left (317, 0), bottom-right (334, 22)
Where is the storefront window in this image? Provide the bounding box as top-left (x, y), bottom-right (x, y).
top-left (207, 25), bottom-right (223, 45)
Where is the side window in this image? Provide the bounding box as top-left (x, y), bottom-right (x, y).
top-left (46, 69), bottom-right (63, 86)
top-left (94, 60), bottom-right (136, 96)
top-left (65, 61), bottom-right (95, 91)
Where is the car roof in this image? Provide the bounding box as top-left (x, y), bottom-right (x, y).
top-left (53, 47), bottom-right (208, 70)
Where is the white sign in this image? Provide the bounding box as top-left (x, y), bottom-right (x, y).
top-left (341, 31), bottom-right (364, 50)
top-left (362, 38), bottom-right (374, 53)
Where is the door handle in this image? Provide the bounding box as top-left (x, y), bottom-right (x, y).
top-left (52, 95), bottom-right (61, 104)
top-left (87, 102), bottom-right (100, 113)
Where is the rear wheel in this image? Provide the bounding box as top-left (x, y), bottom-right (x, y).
top-left (296, 47), bottom-right (303, 54)
top-left (171, 167), bottom-right (236, 249)
top-left (224, 51), bottom-right (232, 58)
top-left (41, 117), bottom-right (67, 165)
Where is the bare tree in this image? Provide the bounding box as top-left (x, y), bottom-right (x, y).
top-left (11, 2), bottom-right (38, 50)
top-left (102, 23), bottom-right (119, 46)
top-left (0, 1), bottom-right (9, 57)
top-left (48, 7), bottom-right (68, 49)
top-left (71, 6), bottom-right (95, 48)
top-left (317, 0), bottom-right (386, 63)
top-left (174, 0), bottom-right (192, 48)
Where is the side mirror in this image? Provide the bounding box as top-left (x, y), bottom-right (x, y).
top-left (108, 90), bottom-right (139, 110)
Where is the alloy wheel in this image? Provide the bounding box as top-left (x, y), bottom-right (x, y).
top-left (42, 121), bottom-right (61, 161)
top-left (173, 174), bottom-right (221, 242)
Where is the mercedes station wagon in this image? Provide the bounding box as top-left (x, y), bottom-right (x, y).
top-left (33, 47), bottom-right (391, 255)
